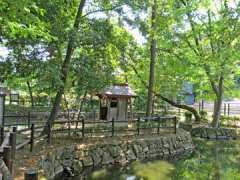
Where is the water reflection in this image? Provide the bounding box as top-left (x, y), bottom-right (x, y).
top-left (90, 161), bottom-right (175, 180)
top-left (67, 139), bottom-right (240, 180)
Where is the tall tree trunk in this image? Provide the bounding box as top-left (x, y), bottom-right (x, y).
top-left (146, 0), bottom-right (157, 117)
top-left (26, 80), bottom-right (34, 107)
top-left (41, 0), bottom-right (86, 135)
top-left (211, 76), bottom-right (224, 127)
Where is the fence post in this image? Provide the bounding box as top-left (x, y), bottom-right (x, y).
top-left (28, 111), bottom-right (31, 128)
top-left (157, 117), bottom-right (160, 134)
top-left (24, 168), bottom-right (38, 180)
top-left (68, 121), bottom-right (71, 137)
top-left (228, 103), bottom-right (230, 116)
top-left (93, 111), bottom-right (96, 121)
top-left (9, 131), bottom-right (16, 160)
top-left (174, 116), bottom-right (177, 134)
top-left (3, 146), bottom-right (12, 173)
top-left (82, 117), bottom-right (85, 137)
top-left (224, 103), bottom-right (226, 116)
top-left (12, 127), bottom-right (17, 133)
top-left (137, 117), bottom-right (140, 135)
top-left (201, 100), bottom-right (204, 110)
top-left (47, 124), bottom-right (51, 144)
top-left (0, 126), bottom-right (4, 144)
top-left (30, 124), bottom-right (35, 152)
top-left (111, 118), bottom-right (114, 137)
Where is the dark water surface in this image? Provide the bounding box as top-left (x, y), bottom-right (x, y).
top-left (66, 139), bottom-right (240, 180)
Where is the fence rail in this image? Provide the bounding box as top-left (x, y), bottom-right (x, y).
top-left (194, 102), bottom-right (240, 116)
top-left (0, 115), bottom-right (177, 179)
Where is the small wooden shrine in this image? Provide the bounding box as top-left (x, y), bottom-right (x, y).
top-left (96, 83), bottom-right (137, 121)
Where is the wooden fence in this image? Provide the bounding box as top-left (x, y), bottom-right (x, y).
top-left (0, 115), bottom-right (177, 179)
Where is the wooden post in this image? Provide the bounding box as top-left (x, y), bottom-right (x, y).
top-left (198, 102), bottom-right (201, 112)
top-left (2, 95), bottom-right (5, 128)
top-left (0, 126), bottom-right (4, 144)
top-left (30, 124), bottom-right (35, 152)
top-left (130, 99), bottom-right (133, 121)
top-left (82, 117), bottom-right (85, 137)
top-left (24, 168), bottom-right (38, 180)
top-left (174, 116), bottom-right (177, 134)
top-left (164, 104), bottom-right (167, 114)
top-left (47, 124), bottom-right (51, 144)
top-left (3, 146), bottom-right (12, 173)
top-left (228, 103), bottom-right (230, 116)
top-left (137, 117), bottom-right (140, 135)
top-left (2, 95), bottom-right (5, 137)
top-left (224, 103), bottom-right (226, 116)
top-left (111, 118), bottom-right (114, 137)
top-left (68, 120), bottom-right (71, 137)
top-left (9, 132), bottom-right (16, 160)
top-left (93, 111), bottom-right (96, 121)
top-left (157, 117), bottom-right (160, 134)
top-left (28, 111), bottom-right (31, 128)
top-left (201, 100), bottom-right (204, 110)
top-left (12, 127), bottom-right (17, 133)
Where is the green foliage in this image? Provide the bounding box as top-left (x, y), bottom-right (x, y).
top-left (184, 111), bottom-right (192, 122)
top-left (1, 0), bottom-right (240, 114)
top-left (220, 115), bottom-right (240, 127)
top-left (199, 110), bottom-right (208, 122)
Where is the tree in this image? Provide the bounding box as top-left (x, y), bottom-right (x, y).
top-left (175, 0), bottom-right (240, 126)
top-left (122, 0), bottom-right (202, 120)
top-left (146, 0), bottom-right (157, 117)
top-left (41, 0), bottom-right (87, 134)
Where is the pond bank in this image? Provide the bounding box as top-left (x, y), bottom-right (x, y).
top-left (191, 126), bottom-right (238, 140)
top-left (83, 139), bottom-right (240, 180)
top-left (39, 129), bottom-right (193, 179)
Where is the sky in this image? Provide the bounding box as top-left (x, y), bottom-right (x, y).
top-left (0, 45), bottom-right (9, 59)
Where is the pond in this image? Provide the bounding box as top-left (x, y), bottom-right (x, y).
top-left (67, 139), bottom-right (240, 180)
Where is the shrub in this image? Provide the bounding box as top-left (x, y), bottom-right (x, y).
top-left (184, 111), bottom-right (192, 122)
top-left (199, 110), bottom-right (208, 122)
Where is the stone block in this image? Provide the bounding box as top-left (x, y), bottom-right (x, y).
top-left (92, 152), bottom-right (102, 167)
top-left (102, 152), bottom-right (114, 165)
top-left (132, 144), bottom-right (142, 157)
top-left (72, 160), bottom-right (83, 175)
top-left (108, 145), bottom-right (122, 158)
top-left (126, 149), bottom-right (136, 161)
top-left (82, 156), bottom-right (93, 167)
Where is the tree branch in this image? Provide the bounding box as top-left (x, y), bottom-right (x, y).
top-left (181, 0), bottom-right (220, 97)
top-left (128, 57), bottom-right (201, 121)
top-left (82, 5), bottom-right (122, 18)
top-left (207, 10), bottom-right (215, 56)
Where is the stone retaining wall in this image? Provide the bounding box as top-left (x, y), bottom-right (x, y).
top-left (39, 129), bottom-right (193, 179)
top-left (191, 127), bottom-right (238, 140)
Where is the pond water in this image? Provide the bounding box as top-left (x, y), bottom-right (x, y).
top-left (67, 139), bottom-right (240, 180)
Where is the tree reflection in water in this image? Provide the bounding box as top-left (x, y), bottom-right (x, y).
top-left (67, 139), bottom-right (240, 180)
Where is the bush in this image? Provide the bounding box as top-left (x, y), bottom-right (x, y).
top-left (220, 115), bottom-right (240, 127)
top-left (184, 111), bottom-right (192, 122)
top-left (199, 110), bottom-right (208, 122)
